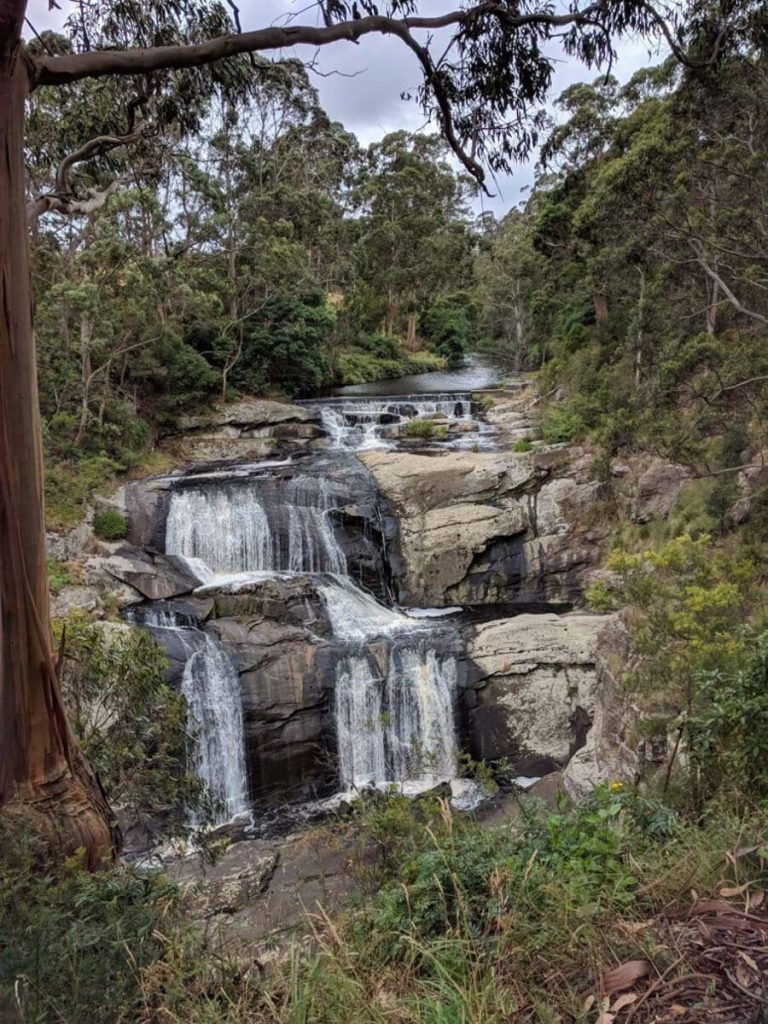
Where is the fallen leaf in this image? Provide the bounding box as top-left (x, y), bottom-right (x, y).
top-left (691, 899), bottom-right (733, 916)
top-left (719, 883), bottom-right (749, 898)
top-left (738, 950), bottom-right (759, 972)
top-left (602, 960), bottom-right (652, 995)
top-left (735, 963), bottom-right (753, 988)
top-left (748, 889), bottom-right (765, 910)
top-left (669, 1005), bottom-right (687, 1017)
top-left (610, 992), bottom-right (637, 1012)
top-left (583, 995), bottom-right (596, 1012)
top-left (596, 1015), bottom-right (616, 1024)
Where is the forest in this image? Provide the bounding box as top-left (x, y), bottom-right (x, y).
top-left (2, 1), bottom-right (768, 1023)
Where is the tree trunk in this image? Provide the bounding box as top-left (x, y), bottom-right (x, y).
top-left (405, 312), bottom-right (417, 350)
top-left (593, 289), bottom-right (609, 323)
top-left (0, 50), bottom-right (116, 867)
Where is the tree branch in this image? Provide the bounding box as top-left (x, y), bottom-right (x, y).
top-left (27, 179), bottom-right (122, 226)
top-left (54, 128), bottom-right (144, 194)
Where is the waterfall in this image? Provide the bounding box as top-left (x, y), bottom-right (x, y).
top-left (165, 476), bottom-right (347, 578)
top-left (334, 644), bottom-right (457, 789)
top-left (181, 634), bottom-right (249, 823)
top-left (158, 436), bottom-right (464, 810)
top-left (308, 394), bottom-right (475, 450)
top-left (138, 607), bottom-right (249, 824)
top-left (166, 485), bottom-right (274, 574)
top-left (319, 576), bottom-right (458, 789)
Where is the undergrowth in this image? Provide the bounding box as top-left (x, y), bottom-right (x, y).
top-left (3, 786), bottom-right (766, 1023)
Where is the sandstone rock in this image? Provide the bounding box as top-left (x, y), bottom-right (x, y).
top-left (465, 613), bottom-right (614, 775)
top-left (184, 851), bottom-right (279, 917)
top-left (175, 830), bottom-right (352, 949)
top-left (176, 398), bottom-right (310, 432)
top-left (632, 462), bottom-right (692, 523)
top-left (562, 615), bottom-right (638, 798)
top-left (398, 501), bottom-right (527, 601)
top-left (104, 549), bottom-right (199, 600)
top-left (362, 447), bottom-right (607, 607)
top-left (50, 585), bottom-right (101, 619)
top-left (47, 521), bottom-right (96, 561)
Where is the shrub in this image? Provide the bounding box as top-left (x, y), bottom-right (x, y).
top-left (93, 507), bottom-right (128, 540)
top-left (45, 455), bottom-right (123, 530)
top-left (420, 292), bottom-right (475, 366)
top-left (512, 438), bottom-right (533, 452)
top-left (0, 824), bottom-right (178, 1024)
top-left (56, 615), bottom-right (212, 836)
top-left (540, 402), bottom-right (588, 443)
top-left (47, 557), bottom-right (73, 595)
top-left (403, 418), bottom-right (448, 440)
top-left (686, 636), bottom-right (768, 801)
top-left (477, 395), bottom-right (495, 412)
top-left (402, 350), bottom-right (445, 374)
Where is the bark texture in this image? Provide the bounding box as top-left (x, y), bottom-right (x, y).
top-left (0, 39), bottom-right (116, 867)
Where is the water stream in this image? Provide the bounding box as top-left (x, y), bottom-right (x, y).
top-left (133, 607), bottom-right (249, 825)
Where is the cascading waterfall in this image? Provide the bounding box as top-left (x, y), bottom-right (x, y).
top-left (161, 456), bottom-right (462, 800)
top-left (137, 607), bottom-right (249, 824)
top-left (308, 394), bottom-right (475, 450)
top-left (335, 645), bottom-right (457, 789)
top-left (165, 474), bottom-right (347, 578)
top-left (181, 635), bottom-right (249, 823)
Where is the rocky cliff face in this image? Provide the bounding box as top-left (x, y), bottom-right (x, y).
top-left (462, 611), bottom-right (637, 794)
top-left (161, 397), bottom-right (324, 462)
top-left (361, 445), bottom-right (610, 608)
top-left (48, 388), bottom-right (688, 815)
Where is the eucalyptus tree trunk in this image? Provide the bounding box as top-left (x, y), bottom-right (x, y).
top-left (0, 30), bottom-right (116, 866)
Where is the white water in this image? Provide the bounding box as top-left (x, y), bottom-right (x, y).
top-left (314, 395), bottom-right (475, 450)
top-left (161, 445), bottom-right (463, 805)
top-left (140, 607), bottom-right (249, 824)
top-left (181, 634), bottom-right (249, 823)
top-left (165, 475), bottom-right (347, 578)
top-left (335, 647), bottom-right (457, 788)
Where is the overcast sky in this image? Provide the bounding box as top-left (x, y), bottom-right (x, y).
top-left (25, 0), bottom-right (667, 217)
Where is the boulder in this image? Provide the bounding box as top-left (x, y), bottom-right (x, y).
top-left (176, 398), bottom-right (310, 432)
top-left (464, 612), bottom-right (616, 776)
top-left (562, 615), bottom-right (638, 798)
top-left (631, 462), bottom-right (692, 523)
top-left (361, 447), bottom-right (608, 607)
top-left (104, 549), bottom-right (199, 601)
top-left (183, 850), bottom-right (279, 918)
top-left (165, 399), bottom-right (321, 463)
top-left (50, 585), bottom-right (101, 620)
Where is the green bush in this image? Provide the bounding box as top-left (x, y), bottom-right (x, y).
top-left (56, 615), bottom-right (212, 835)
top-left (403, 418), bottom-right (448, 440)
top-left (512, 438), bottom-right (533, 452)
top-left (93, 508), bottom-right (128, 540)
top-left (687, 636), bottom-right (768, 801)
top-left (402, 351), bottom-right (445, 374)
top-left (0, 824), bottom-right (177, 1024)
top-left (420, 292), bottom-right (475, 366)
top-left (45, 455), bottom-right (123, 530)
top-left (47, 557), bottom-right (73, 595)
top-left (540, 403), bottom-right (588, 443)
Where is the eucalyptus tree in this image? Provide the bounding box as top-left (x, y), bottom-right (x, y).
top-left (0, 0), bottom-right (747, 864)
top-left (350, 131), bottom-right (474, 342)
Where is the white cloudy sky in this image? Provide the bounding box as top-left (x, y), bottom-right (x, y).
top-left (24, 0), bottom-right (667, 216)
